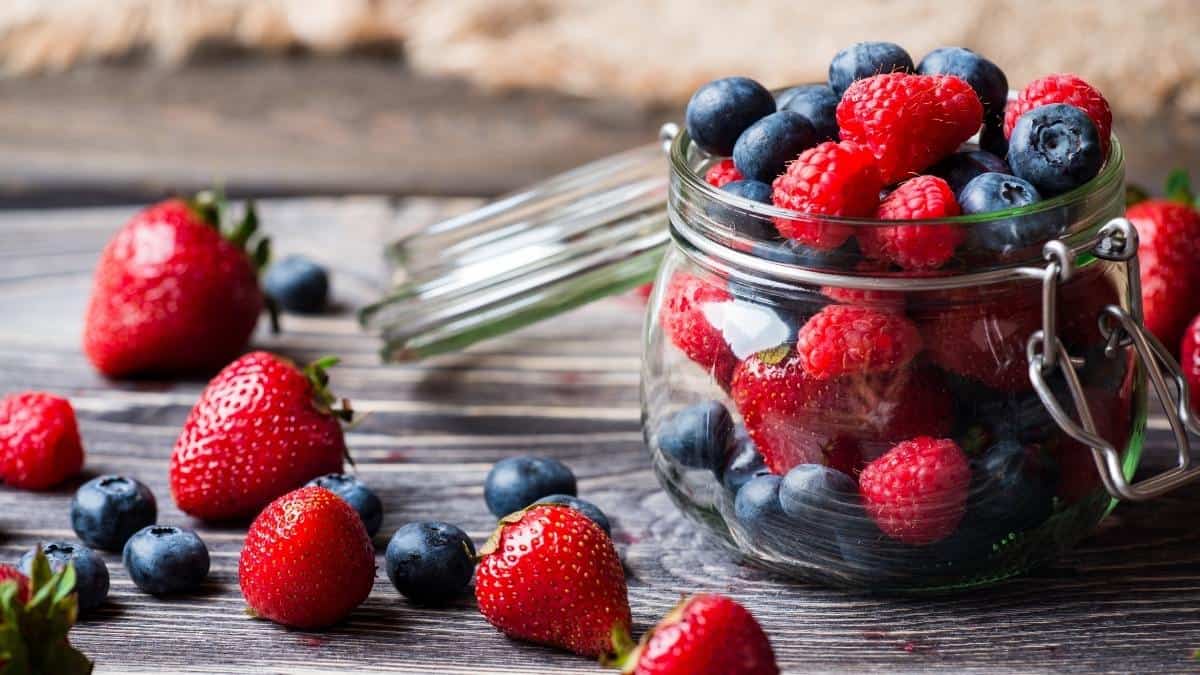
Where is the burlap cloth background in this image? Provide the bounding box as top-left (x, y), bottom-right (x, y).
top-left (1, 0), bottom-right (1197, 120)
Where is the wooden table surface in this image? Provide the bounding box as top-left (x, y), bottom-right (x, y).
top-left (3, 198), bottom-right (1200, 674)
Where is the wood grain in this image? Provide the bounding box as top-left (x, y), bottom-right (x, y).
top-left (1, 198), bottom-right (1200, 674)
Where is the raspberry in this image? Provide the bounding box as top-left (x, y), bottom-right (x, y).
top-left (859, 436), bottom-right (970, 544)
top-left (659, 272), bottom-right (737, 389)
top-left (705, 159), bottom-right (743, 188)
top-left (795, 305), bottom-right (922, 380)
top-left (821, 285), bottom-right (906, 312)
top-left (837, 73), bottom-right (983, 184)
top-left (862, 175), bottom-right (965, 270)
top-left (1004, 73), bottom-right (1112, 156)
top-left (771, 141), bottom-right (882, 250)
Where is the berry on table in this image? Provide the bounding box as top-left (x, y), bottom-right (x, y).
top-left (777, 84), bottom-right (840, 142)
top-left (686, 77), bottom-right (776, 156)
top-left (483, 455), bottom-right (577, 518)
top-left (1127, 196), bottom-right (1200, 350)
top-left (2, 550), bottom-right (92, 672)
top-left (385, 521), bottom-right (476, 606)
top-left (771, 141), bottom-right (883, 249)
top-left (20, 541), bottom-right (109, 613)
top-left (657, 401), bottom-right (734, 472)
top-left (858, 437), bottom-right (970, 545)
top-left (916, 47), bottom-right (1008, 126)
top-left (958, 173), bottom-right (1058, 255)
top-left (264, 255), bottom-right (330, 314)
top-left (123, 525), bottom-right (210, 595)
top-left (1182, 314), bottom-right (1200, 415)
top-left (732, 111), bottom-right (818, 183)
top-left (306, 473), bottom-right (383, 537)
top-left (0, 391), bottom-right (84, 491)
top-left (71, 475), bottom-right (157, 552)
top-left (828, 41), bottom-right (914, 96)
top-left (930, 150), bottom-right (1010, 197)
top-left (1005, 73), bottom-right (1112, 155)
top-left (1008, 103), bottom-right (1104, 196)
top-left (658, 271), bottom-right (737, 388)
top-left (704, 158), bottom-right (743, 187)
top-left (795, 304), bottom-right (923, 380)
top-left (532, 494), bottom-right (612, 536)
top-left (862, 175), bottom-right (965, 270)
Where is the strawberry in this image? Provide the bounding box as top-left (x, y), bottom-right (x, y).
top-left (239, 486), bottom-right (375, 629)
top-left (859, 436), bottom-right (970, 544)
top-left (0, 549), bottom-right (92, 674)
top-left (659, 272), bottom-right (737, 389)
top-left (771, 141), bottom-right (882, 249)
top-left (610, 594), bottom-right (778, 675)
top-left (83, 193), bottom-right (269, 378)
top-left (863, 175), bottom-right (965, 270)
top-left (1183, 313), bottom-right (1200, 416)
top-left (475, 504), bottom-right (631, 657)
top-left (795, 304), bottom-right (922, 380)
top-left (1127, 197), bottom-right (1200, 351)
top-left (0, 392), bottom-right (84, 490)
top-left (0, 565), bottom-right (29, 605)
top-left (1004, 73), bottom-right (1112, 155)
top-left (169, 351), bottom-right (350, 521)
top-left (705, 159), bottom-right (743, 188)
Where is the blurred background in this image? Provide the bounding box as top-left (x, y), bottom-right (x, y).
top-left (0, 0), bottom-right (1196, 207)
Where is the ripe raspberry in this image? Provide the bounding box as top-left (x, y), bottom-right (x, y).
top-left (659, 272), bottom-right (737, 389)
top-left (821, 286), bottom-right (906, 312)
top-left (862, 175), bottom-right (965, 270)
top-left (1004, 74), bottom-right (1112, 155)
top-left (771, 141), bottom-right (882, 249)
top-left (837, 73), bottom-right (983, 184)
top-left (0, 392), bottom-right (85, 490)
top-left (705, 159), bottom-right (743, 188)
top-left (795, 305), bottom-right (922, 380)
top-left (859, 436), bottom-right (969, 544)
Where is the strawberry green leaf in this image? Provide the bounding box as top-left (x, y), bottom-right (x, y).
top-left (229, 201), bottom-right (259, 249)
top-left (0, 550), bottom-right (92, 675)
top-left (1165, 169), bottom-right (1194, 205)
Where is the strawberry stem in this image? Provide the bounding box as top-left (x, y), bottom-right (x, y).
top-left (1165, 169), bottom-right (1195, 206)
top-left (600, 623), bottom-right (640, 672)
top-left (303, 357), bottom-right (355, 425)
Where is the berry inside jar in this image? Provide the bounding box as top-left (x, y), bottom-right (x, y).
top-left (645, 41), bottom-right (1141, 591)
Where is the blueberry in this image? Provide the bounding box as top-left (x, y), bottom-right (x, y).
top-left (967, 440), bottom-right (1057, 535)
top-left (916, 47), bottom-right (1008, 122)
top-left (828, 41), bottom-right (914, 96)
top-left (980, 120), bottom-right (1009, 158)
top-left (733, 474), bottom-right (784, 539)
top-left (720, 429), bottom-right (771, 494)
top-left (751, 237), bottom-right (859, 268)
top-left (930, 151), bottom-right (1011, 197)
top-left (778, 464), bottom-right (859, 524)
top-left (484, 456), bottom-right (576, 518)
top-left (122, 526), bottom-right (210, 595)
top-left (776, 84), bottom-right (840, 142)
top-left (306, 473), bottom-right (383, 537)
top-left (20, 541), bottom-right (108, 612)
top-left (707, 179), bottom-right (775, 240)
top-left (656, 401), bottom-right (733, 472)
top-left (685, 77), bottom-right (776, 156)
top-left (264, 255), bottom-right (329, 314)
top-left (385, 522), bottom-right (476, 606)
top-left (1008, 103), bottom-right (1104, 196)
top-left (70, 475), bottom-right (157, 552)
top-left (722, 179), bottom-right (773, 205)
top-left (532, 494), bottom-right (611, 536)
top-left (732, 111), bottom-right (818, 182)
top-left (959, 173), bottom-right (1062, 254)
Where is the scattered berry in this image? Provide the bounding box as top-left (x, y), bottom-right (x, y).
top-left (916, 47), bottom-right (1008, 125)
top-left (659, 271), bottom-right (737, 388)
top-left (732, 111), bottom-right (818, 183)
top-left (828, 41), bottom-right (914, 96)
top-left (1126, 198), bottom-right (1200, 350)
top-left (71, 475), bottom-right (157, 552)
top-left (20, 541), bottom-right (109, 613)
top-left (475, 504), bottom-right (631, 657)
top-left (656, 401), bottom-right (733, 472)
top-left (771, 141), bottom-right (882, 249)
top-left (930, 150), bottom-right (1010, 197)
top-left (2, 550), bottom-right (91, 672)
top-left (863, 175), bottom-right (965, 270)
top-left (704, 159), bottom-right (743, 188)
top-left (1183, 314), bottom-right (1200, 416)
top-left (123, 526), bottom-right (210, 595)
top-left (795, 304), bottom-right (922, 380)
top-left (1005, 73), bottom-right (1112, 155)
top-left (0, 392), bottom-right (84, 491)
top-left (385, 521), bottom-right (476, 606)
top-left (264, 255), bottom-right (330, 314)
top-left (958, 173), bottom-right (1059, 254)
top-left (484, 456), bottom-right (577, 518)
top-left (533, 494), bottom-right (612, 536)
top-left (306, 473), bottom-right (383, 537)
top-left (686, 77), bottom-right (776, 156)
top-left (777, 84), bottom-right (840, 142)
top-left (1008, 103), bottom-right (1104, 196)
top-left (859, 437), bottom-right (970, 544)
top-left (239, 486), bottom-right (375, 628)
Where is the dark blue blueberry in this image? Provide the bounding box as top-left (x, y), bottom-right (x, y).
top-left (751, 237), bottom-right (860, 269)
top-left (722, 179), bottom-right (773, 205)
top-left (732, 111), bottom-right (818, 182)
top-left (1008, 103), bottom-right (1104, 196)
top-left (719, 428), bottom-right (771, 494)
top-left (707, 179), bottom-right (775, 241)
top-left (306, 473), bottom-right (384, 537)
top-left (20, 541), bottom-right (108, 613)
top-left (70, 475), bottom-right (157, 552)
top-left (828, 41), bottom-right (914, 96)
top-left (966, 440), bottom-right (1057, 535)
top-left (264, 255), bottom-right (330, 314)
top-left (778, 464), bottom-right (860, 524)
top-left (733, 474), bottom-right (784, 539)
top-left (122, 526), bottom-right (210, 595)
top-left (959, 173), bottom-right (1062, 254)
top-left (776, 84), bottom-right (840, 142)
top-left (484, 456), bottom-right (576, 518)
top-left (917, 47), bottom-right (1008, 122)
top-left (685, 77), bottom-right (776, 156)
top-left (980, 119), bottom-right (1009, 158)
top-left (930, 150), bottom-right (1011, 197)
top-left (657, 401), bottom-right (733, 472)
top-left (385, 522), bottom-right (476, 606)
top-left (532, 494), bottom-right (611, 536)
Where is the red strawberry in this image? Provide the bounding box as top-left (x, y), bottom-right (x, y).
top-left (83, 194), bottom-right (268, 378)
top-left (859, 436), bottom-right (970, 544)
top-left (771, 141), bottom-right (882, 249)
top-left (169, 351), bottom-right (349, 521)
top-left (1183, 314), bottom-right (1200, 416)
top-left (475, 504), bottom-right (631, 657)
top-left (659, 272), bottom-right (737, 389)
top-left (862, 175), bottom-right (965, 270)
top-left (0, 564), bottom-right (30, 605)
top-left (1127, 200), bottom-right (1200, 351)
top-left (0, 392), bottom-right (84, 490)
top-left (705, 159), bottom-right (743, 188)
top-left (1004, 74), bottom-right (1112, 155)
top-left (239, 486), bottom-right (374, 628)
top-left (837, 73), bottom-right (983, 184)
top-left (612, 594), bottom-right (778, 675)
top-left (795, 304), bottom-right (922, 380)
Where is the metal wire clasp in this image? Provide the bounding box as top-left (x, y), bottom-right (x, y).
top-left (1027, 218), bottom-right (1200, 501)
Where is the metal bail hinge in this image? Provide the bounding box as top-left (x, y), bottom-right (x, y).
top-left (1027, 218), bottom-right (1200, 501)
